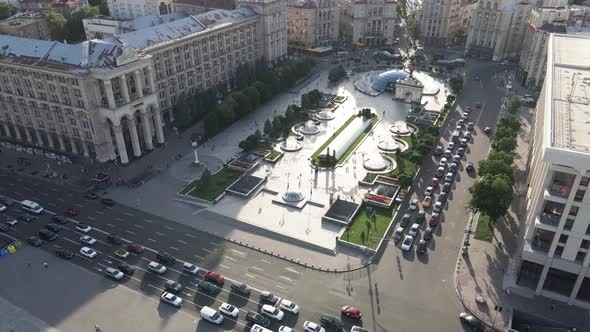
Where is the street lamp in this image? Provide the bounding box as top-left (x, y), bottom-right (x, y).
top-left (191, 139), bottom-right (200, 166)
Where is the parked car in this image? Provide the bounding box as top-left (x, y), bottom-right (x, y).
top-left (0, 223), bottom-right (9, 232)
top-left (231, 282), bottom-right (251, 296)
top-left (416, 210), bottom-right (425, 223)
top-left (459, 312), bottom-right (484, 331)
top-left (438, 192), bottom-right (448, 203)
top-left (303, 321), bottom-right (326, 332)
top-left (393, 227), bottom-right (404, 243)
top-left (117, 262), bottom-right (135, 275)
top-left (438, 158), bottom-right (448, 169)
top-left (484, 126), bottom-right (492, 134)
top-left (447, 142), bottom-right (455, 151)
top-left (401, 235), bottom-right (414, 251)
top-left (423, 227), bottom-right (433, 241)
top-left (408, 223), bottom-right (420, 237)
top-left (104, 267), bottom-right (124, 280)
top-left (107, 234), bottom-right (123, 244)
top-left (433, 201), bottom-right (443, 213)
top-left (467, 122), bottom-right (475, 131)
top-left (27, 236), bottom-right (44, 247)
top-left (200, 306), bottom-right (224, 325)
top-left (197, 281), bottom-right (220, 294)
top-left (157, 251), bottom-right (176, 265)
top-left (400, 213), bottom-right (411, 228)
top-left (417, 240), bottom-right (427, 255)
top-left (84, 192), bottom-right (98, 199)
top-left (17, 214), bottom-right (36, 223)
top-left (449, 163), bottom-right (458, 173)
top-left (160, 291), bottom-right (183, 307)
top-left (444, 149), bottom-right (453, 158)
top-left (38, 229), bottom-right (57, 241)
top-left (421, 196), bottom-right (432, 208)
top-left (80, 247), bottom-right (97, 259)
top-left (279, 299), bottom-right (300, 314)
top-left (460, 138), bottom-right (469, 148)
top-left (55, 248), bottom-right (73, 259)
top-left (431, 178), bottom-right (440, 188)
top-left (444, 172), bottom-right (454, 183)
top-left (148, 261), bottom-right (167, 274)
top-left (434, 145), bottom-right (443, 156)
top-left (114, 249), bottom-right (129, 259)
top-left (429, 213), bottom-right (441, 227)
top-left (246, 311), bottom-right (271, 327)
top-left (424, 186), bottom-right (434, 197)
top-left (435, 167), bottom-right (445, 177)
top-left (64, 208), bottom-right (79, 216)
top-left (182, 262), bottom-right (200, 275)
top-left (341, 306), bottom-right (362, 320)
top-left (76, 224), bottom-right (92, 233)
top-left (127, 243), bottom-right (145, 254)
top-left (205, 271), bottom-right (224, 285)
top-left (319, 314), bottom-right (344, 330)
top-left (260, 291), bottom-right (278, 303)
top-left (409, 199), bottom-right (419, 211)
top-left (51, 215), bottom-right (67, 224)
top-left (261, 304), bottom-right (284, 320)
top-left (219, 302), bottom-right (239, 317)
top-left (80, 235), bottom-right (96, 245)
top-left (165, 280), bottom-right (183, 293)
top-left (457, 147), bottom-right (465, 157)
top-left (44, 223), bottom-right (61, 233)
top-left (442, 182), bottom-right (452, 193)
top-left (101, 198), bottom-right (115, 206)
top-left (466, 162), bottom-right (475, 172)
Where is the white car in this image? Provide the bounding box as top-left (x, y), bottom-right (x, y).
top-left (4, 217), bottom-right (17, 226)
top-left (160, 292), bottom-right (182, 307)
top-left (279, 327), bottom-right (296, 332)
top-left (219, 302), bottom-right (239, 317)
top-left (80, 246), bottom-right (97, 259)
top-left (148, 261), bottom-right (167, 274)
top-left (201, 306), bottom-right (223, 324)
top-left (408, 223), bottom-right (420, 238)
top-left (433, 201), bottom-right (443, 213)
top-left (80, 235), bottom-right (96, 245)
top-left (447, 142), bottom-right (455, 150)
top-left (251, 325), bottom-right (273, 332)
top-left (303, 321), bottom-right (326, 332)
top-left (424, 186), bottom-right (433, 197)
top-left (0, 204), bottom-right (6, 212)
top-left (409, 199), bottom-right (419, 211)
top-left (75, 224), bottom-right (92, 233)
top-left (438, 158), bottom-right (448, 168)
top-left (182, 262), bottom-right (199, 275)
top-left (401, 235), bottom-right (414, 251)
top-left (261, 304), bottom-right (284, 320)
top-left (279, 299), bottom-right (300, 314)
top-left (104, 267), bottom-right (124, 280)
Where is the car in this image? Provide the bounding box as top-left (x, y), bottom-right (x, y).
top-left (447, 142), bottom-right (455, 151)
top-left (157, 251), bottom-right (176, 265)
top-left (351, 327), bottom-right (369, 332)
top-left (117, 262), bottom-right (135, 275)
top-left (17, 213), bottom-right (35, 222)
top-left (449, 163), bottom-right (458, 173)
top-left (38, 229), bottom-right (57, 241)
top-left (260, 291), bottom-right (278, 303)
top-left (506, 83), bottom-right (512, 90)
top-left (182, 262), bottom-right (199, 275)
top-left (79, 235), bottom-right (96, 245)
top-left (433, 201), bottom-right (443, 213)
top-left (148, 261), bottom-right (167, 274)
top-left (45, 223), bottom-right (61, 233)
top-left (423, 227), bottom-right (433, 241)
top-left (429, 213), bottom-right (441, 227)
top-left (205, 271), bottom-right (224, 285)
top-left (457, 147), bottom-right (465, 156)
top-left (160, 291), bottom-right (183, 307)
top-left (197, 281), bottom-right (220, 294)
top-left (434, 145), bottom-right (443, 156)
top-left (0, 203), bottom-right (6, 212)
top-left (484, 126), bottom-right (492, 134)
top-left (76, 224), bottom-right (92, 233)
top-left (453, 154), bottom-right (462, 163)
top-left (408, 223), bottom-right (420, 237)
top-left (4, 216), bottom-right (17, 226)
top-left (0, 223), bottom-right (9, 232)
top-left (231, 282), bottom-right (251, 296)
top-left (55, 248), bottom-right (73, 259)
top-left (445, 172), bottom-right (454, 183)
top-left (246, 311), bottom-right (271, 327)
top-left (101, 198), bottom-right (115, 206)
top-left (393, 227), bottom-right (404, 243)
top-left (279, 299), bottom-right (300, 314)
top-left (460, 138), bottom-right (469, 148)
top-left (467, 122), bottom-right (474, 131)
top-left (431, 177), bottom-right (440, 188)
top-left (475, 102), bottom-right (482, 109)
top-left (261, 304), bottom-right (284, 320)
top-left (464, 106), bottom-right (472, 113)
top-left (424, 186), bottom-right (434, 196)
top-left (443, 149), bottom-right (453, 158)
top-left (462, 112), bottom-right (469, 119)
top-left (438, 192), bottom-right (448, 203)
top-left (80, 246), bottom-right (97, 259)
top-left (417, 240), bottom-right (427, 254)
top-left (278, 326), bottom-right (295, 332)
top-left (105, 267), bottom-right (124, 280)
top-left (435, 166), bottom-right (445, 177)
top-left (401, 235), bottom-right (414, 251)
top-left (409, 199), bottom-right (419, 211)
top-left (64, 208), bottom-right (80, 216)
top-left (127, 243), bottom-right (144, 254)
top-left (219, 302), bottom-right (239, 317)
top-left (421, 196), bottom-right (432, 208)
top-left (107, 234), bottom-right (123, 244)
top-left (438, 157), bottom-right (448, 168)
top-left (303, 321), bottom-right (326, 332)
top-left (114, 249), bottom-right (129, 259)
top-left (400, 213), bottom-right (411, 228)
top-left (341, 306), bottom-right (362, 320)
top-left (319, 314), bottom-right (344, 330)
top-left (0, 197), bottom-right (15, 206)
top-left (442, 182), bottom-right (451, 193)
top-left (466, 162), bottom-right (475, 172)
top-left (416, 210), bottom-right (426, 223)
top-left (464, 131), bottom-right (473, 140)
top-left (27, 236), bottom-right (44, 247)
top-left (459, 312), bottom-right (484, 330)
top-left (165, 280), bottom-right (183, 293)
top-left (201, 306), bottom-right (224, 324)
top-left (51, 215), bottom-right (68, 224)
top-left (84, 192), bottom-right (98, 199)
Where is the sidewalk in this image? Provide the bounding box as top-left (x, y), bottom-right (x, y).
top-left (453, 102), bottom-right (590, 330)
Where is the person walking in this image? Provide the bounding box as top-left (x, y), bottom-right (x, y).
top-left (43, 262), bottom-right (48, 269)
top-left (95, 325), bottom-right (101, 332)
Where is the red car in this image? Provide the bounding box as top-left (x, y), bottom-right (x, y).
top-left (431, 177), bottom-right (440, 188)
top-left (205, 271), bottom-right (225, 285)
top-left (429, 213), bottom-right (441, 227)
top-left (64, 208), bottom-right (80, 216)
top-left (341, 306), bottom-right (362, 320)
top-left (127, 243), bottom-right (145, 254)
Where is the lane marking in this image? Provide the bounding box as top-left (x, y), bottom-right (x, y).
top-left (114, 217), bottom-right (124, 221)
top-left (106, 223), bottom-right (115, 227)
top-left (40, 193), bottom-right (49, 197)
top-left (155, 232), bottom-right (165, 236)
top-left (74, 203), bottom-right (83, 207)
top-left (164, 226), bottom-right (174, 231)
top-left (252, 266), bottom-right (263, 272)
top-left (224, 256), bottom-right (237, 262)
top-left (87, 216), bottom-right (96, 220)
top-left (245, 274), bottom-right (256, 278)
top-left (219, 264), bottom-right (230, 269)
top-left (48, 203), bottom-right (56, 207)
top-left (177, 239), bottom-right (187, 245)
top-left (285, 267), bottom-right (300, 274)
top-left (134, 224), bottom-right (144, 229)
top-left (209, 242), bottom-right (218, 246)
top-left (275, 285), bottom-right (286, 290)
top-left (279, 276), bottom-right (292, 283)
top-left (57, 198), bottom-right (64, 202)
top-left (169, 246), bottom-right (180, 251)
top-left (202, 248), bottom-right (214, 254)
top-left (185, 233), bottom-right (196, 238)
top-left (231, 249), bottom-right (245, 256)
top-left (125, 230), bottom-right (136, 235)
top-left (23, 187), bottom-right (33, 192)
top-left (124, 212), bottom-right (134, 217)
top-left (147, 238), bottom-right (156, 243)
top-left (261, 259), bottom-right (272, 264)
top-left (194, 254), bottom-right (205, 260)
top-left (96, 211), bottom-right (104, 215)
top-left (144, 219), bottom-right (153, 223)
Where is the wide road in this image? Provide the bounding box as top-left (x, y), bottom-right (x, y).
top-left (0, 59), bottom-right (507, 332)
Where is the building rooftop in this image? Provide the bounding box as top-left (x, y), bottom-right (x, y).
top-left (122, 12), bottom-right (188, 30)
top-left (0, 11), bottom-right (47, 26)
top-left (548, 34), bottom-right (590, 153)
top-left (287, 0), bottom-right (317, 8)
top-left (172, 0), bottom-right (235, 9)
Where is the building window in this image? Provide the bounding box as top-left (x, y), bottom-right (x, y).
top-left (554, 245), bottom-right (564, 257)
top-left (564, 219), bottom-right (574, 231)
top-left (575, 189), bottom-right (586, 202)
top-left (580, 176), bottom-right (590, 186)
top-left (582, 240), bottom-right (590, 250)
top-left (576, 251), bottom-right (587, 263)
top-left (559, 234), bottom-right (568, 244)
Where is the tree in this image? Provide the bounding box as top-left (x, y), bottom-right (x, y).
top-left (506, 96), bottom-right (521, 114)
top-left (0, 3), bottom-right (16, 20)
top-left (468, 174), bottom-right (514, 221)
top-left (284, 106), bottom-right (295, 125)
top-left (254, 129), bottom-right (262, 139)
top-left (68, 5), bottom-right (100, 41)
top-left (488, 150), bottom-right (514, 164)
top-left (449, 75), bottom-right (464, 94)
top-left (328, 65), bottom-right (347, 84)
top-left (398, 173), bottom-right (413, 188)
top-left (218, 101), bottom-right (236, 125)
top-left (498, 115), bottom-right (521, 133)
top-left (204, 112), bottom-right (220, 137)
top-left (47, 10), bottom-right (67, 42)
top-left (272, 116), bottom-right (282, 133)
top-left (254, 81), bottom-right (270, 102)
top-left (264, 119), bottom-right (273, 135)
top-left (200, 168), bottom-right (211, 187)
top-left (492, 136), bottom-right (517, 153)
top-left (478, 159), bottom-right (514, 184)
top-left (243, 86), bottom-right (261, 109)
top-left (406, 11), bottom-right (418, 39)
top-left (231, 92), bottom-right (252, 116)
top-left (88, 0), bottom-right (109, 15)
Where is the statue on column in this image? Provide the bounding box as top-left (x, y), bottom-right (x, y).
top-left (191, 138), bottom-right (200, 166)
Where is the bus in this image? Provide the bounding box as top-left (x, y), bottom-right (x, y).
top-left (21, 200), bottom-right (44, 214)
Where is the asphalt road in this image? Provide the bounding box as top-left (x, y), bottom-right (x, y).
top-left (0, 59), bottom-right (509, 332)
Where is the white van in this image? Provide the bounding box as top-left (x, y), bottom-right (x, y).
top-left (250, 324), bottom-right (273, 332)
top-left (200, 306), bottom-right (223, 325)
top-left (21, 200), bottom-right (43, 214)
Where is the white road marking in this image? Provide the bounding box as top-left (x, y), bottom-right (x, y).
top-left (202, 248), bottom-right (214, 254)
top-left (279, 276), bottom-right (292, 283)
top-left (261, 259), bottom-right (272, 264)
top-left (106, 223), bottom-right (115, 227)
top-left (23, 187), bottom-right (32, 192)
top-left (147, 284), bottom-right (161, 291)
top-left (285, 267), bottom-right (300, 274)
top-left (49, 188), bottom-right (57, 192)
top-left (164, 226), bottom-right (174, 231)
top-left (219, 264), bottom-right (230, 269)
top-left (144, 219), bottom-right (153, 223)
top-left (185, 233), bottom-right (196, 238)
top-left (96, 211), bottom-right (104, 215)
top-left (125, 230), bottom-right (136, 235)
top-left (275, 285), bottom-right (287, 290)
top-left (147, 238), bottom-right (156, 243)
top-left (134, 224), bottom-right (144, 229)
top-left (63, 237), bottom-right (80, 246)
top-left (13, 191), bottom-right (22, 196)
top-left (48, 203), bottom-right (56, 207)
top-left (245, 274), bottom-right (256, 278)
top-left (74, 203), bottom-right (83, 207)
top-left (177, 239), bottom-right (187, 245)
top-left (224, 256), bottom-right (237, 262)
top-left (57, 198), bottom-right (64, 202)
top-left (170, 246), bottom-right (180, 251)
top-left (231, 249), bottom-right (245, 256)
top-left (194, 254), bottom-right (205, 260)
top-left (184, 292), bottom-right (192, 297)
top-left (155, 232), bottom-right (165, 236)
top-left (40, 193), bottom-right (49, 197)
top-left (252, 266), bottom-right (263, 272)
top-left (209, 242), bottom-right (218, 246)
top-left (87, 216), bottom-right (96, 220)
top-left (124, 212), bottom-right (134, 217)
top-left (114, 217), bottom-right (124, 221)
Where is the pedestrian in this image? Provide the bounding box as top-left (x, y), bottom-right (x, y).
top-left (43, 262), bottom-right (48, 269)
top-left (95, 325), bottom-right (101, 332)
top-left (27, 262), bottom-right (31, 268)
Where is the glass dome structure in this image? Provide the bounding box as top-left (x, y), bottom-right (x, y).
top-left (282, 190), bottom-right (305, 202)
top-left (371, 69), bottom-right (409, 93)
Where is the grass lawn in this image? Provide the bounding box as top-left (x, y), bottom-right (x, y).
top-left (336, 114), bottom-right (379, 165)
top-left (342, 204), bottom-right (395, 249)
top-left (362, 136), bottom-right (417, 183)
top-left (179, 167), bottom-right (242, 202)
top-left (474, 214), bottom-right (494, 242)
top-left (265, 149), bottom-right (283, 161)
top-left (334, 96), bottom-right (347, 103)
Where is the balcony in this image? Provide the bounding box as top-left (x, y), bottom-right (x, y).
top-left (549, 183), bottom-right (571, 198)
top-left (548, 171), bottom-right (575, 198)
top-left (539, 200), bottom-right (564, 227)
top-left (540, 213), bottom-right (560, 227)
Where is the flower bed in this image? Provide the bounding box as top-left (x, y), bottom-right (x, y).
top-left (228, 160), bottom-right (256, 171)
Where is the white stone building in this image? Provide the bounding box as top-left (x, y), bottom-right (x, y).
top-left (338, 0), bottom-right (396, 47)
top-left (287, 0), bottom-right (339, 47)
top-left (513, 33), bottom-right (590, 308)
top-left (107, 0), bottom-right (173, 19)
top-left (394, 75), bottom-right (423, 103)
top-left (417, 0), bottom-right (460, 46)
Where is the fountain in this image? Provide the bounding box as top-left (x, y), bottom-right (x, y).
top-left (316, 110), bottom-right (335, 120)
top-left (282, 190), bottom-right (305, 202)
top-left (280, 137), bottom-right (303, 152)
top-left (298, 121), bottom-right (320, 135)
top-left (377, 137), bottom-right (409, 152)
top-left (389, 120), bottom-right (417, 136)
top-left (363, 154), bottom-right (390, 172)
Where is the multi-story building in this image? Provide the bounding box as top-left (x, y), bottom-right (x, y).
top-left (338, 0), bottom-right (396, 47)
top-left (465, 0), bottom-right (533, 61)
top-left (83, 12), bottom-right (188, 40)
top-left (0, 11), bottom-right (51, 41)
top-left (512, 33), bottom-right (590, 309)
top-left (170, 0), bottom-right (235, 16)
top-left (417, 0), bottom-right (460, 46)
top-left (448, 0), bottom-right (478, 45)
top-left (0, 0), bottom-right (287, 165)
top-left (287, 0), bottom-right (339, 47)
top-left (107, 0), bottom-right (173, 19)
top-left (18, 0), bottom-right (85, 18)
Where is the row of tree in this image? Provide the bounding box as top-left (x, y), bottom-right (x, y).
top-left (328, 65), bottom-right (347, 84)
top-left (395, 125), bottom-right (441, 188)
top-left (238, 104), bottom-right (306, 151)
top-left (174, 58), bottom-right (315, 138)
top-left (0, 3), bottom-right (17, 20)
top-left (300, 89), bottom-right (322, 110)
top-left (47, 0), bottom-right (108, 43)
top-left (468, 96), bottom-right (522, 224)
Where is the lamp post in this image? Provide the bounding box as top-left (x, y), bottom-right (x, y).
top-left (191, 140), bottom-right (200, 166)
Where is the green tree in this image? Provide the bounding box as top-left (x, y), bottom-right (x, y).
top-left (68, 5), bottom-right (100, 41)
top-left (200, 168), bottom-right (211, 187)
top-left (264, 119), bottom-right (273, 135)
top-left (494, 126), bottom-right (517, 140)
top-left (498, 115), bottom-right (521, 133)
top-left (398, 173), bottom-right (413, 188)
top-left (243, 86), bottom-right (261, 109)
top-left (218, 101), bottom-right (236, 125)
top-left (449, 75), bottom-right (464, 94)
top-left (231, 92), bottom-right (252, 116)
top-left (272, 116), bottom-right (282, 133)
top-left (492, 136), bottom-right (517, 153)
top-left (254, 129), bottom-right (262, 139)
top-left (328, 65), bottom-right (347, 84)
top-left (88, 0), bottom-right (109, 15)
top-left (204, 112), bottom-right (220, 137)
top-left (478, 159), bottom-right (514, 184)
top-left (506, 96), bottom-right (521, 114)
top-left (468, 174), bottom-right (514, 221)
top-left (254, 81), bottom-right (270, 102)
top-left (406, 11), bottom-right (419, 39)
top-left (47, 10), bottom-right (67, 42)
top-left (0, 3), bottom-right (16, 20)
top-left (488, 150), bottom-right (514, 164)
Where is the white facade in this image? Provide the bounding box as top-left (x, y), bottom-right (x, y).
top-left (83, 12), bottom-right (188, 40)
top-left (238, 0), bottom-right (288, 64)
top-left (514, 34), bottom-right (590, 308)
top-left (107, 0), bottom-right (173, 19)
top-left (338, 0), bottom-right (396, 47)
top-left (394, 75), bottom-right (423, 103)
top-left (287, 0), bottom-right (339, 47)
top-left (417, 0), bottom-right (460, 46)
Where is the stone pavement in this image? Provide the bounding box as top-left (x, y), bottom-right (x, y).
top-left (453, 98), bottom-right (590, 330)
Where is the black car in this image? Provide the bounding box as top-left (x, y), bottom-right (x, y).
top-left (51, 215), bottom-right (68, 224)
top-left (101, 198), bottom-right (115, 206)
top-left (157, 251), bottom-right (176, 265)
top-left (85, 192), bottom-right (98, 199)
top-left (423, 227), bottom-right (433, 241)
top-left (165, 280), bottom-right (183, 293)
top-left (230, 282), bottom-right (251, 296)
top-left (117, 262), bottom-right (136, 275)
top-left (107, 234), bottom-right (123, 244)
top-left (416, 211), bottom-right (425, 223)
top-left (0, 223), bottom-right (9, 232)
top-left (27, 236), bottom-right (44, 247)
top-left (38, 229), bottom-right (57, 241)
top-left (56, 248), bottom-right (73, 259)
top-left (400, 213), bottom-right (411, 228)
top-left (45, 223), bottom-right (62, 233)
top-left (197, 281), bottom-right (220, 294)
top-left (319, 314), bottom-right (344, 330)
top-left (245, 311), bottom-right (271, 327)
top-left (438, 192), bottom-right (448, 203)
top-left (17, 214), bottom-right (36, 222)
top-left (417, 240), bottom-right (427, 255)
